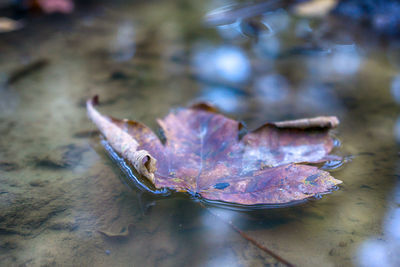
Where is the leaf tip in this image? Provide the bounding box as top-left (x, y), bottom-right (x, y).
top-left (86, 95), bottom-right (99, 109)
top-left (92, 95), bottom-right (100, 105)
top-left (189, 102), bottom-right (219, 113)
top-left (273, 116), bottom-right (340, 129)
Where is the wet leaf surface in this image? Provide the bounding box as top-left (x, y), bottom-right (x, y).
top-left (87, 96), bottom-right (342, 205)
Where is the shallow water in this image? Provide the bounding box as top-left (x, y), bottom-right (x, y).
top-left (1, 0), bottom-right (400, 266)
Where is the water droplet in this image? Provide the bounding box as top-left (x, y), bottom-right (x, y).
top-left (214, 182), bottom-right (230, 190)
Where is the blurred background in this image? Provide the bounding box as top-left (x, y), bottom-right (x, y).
top-left (1, 0), bottom-right (400, 266)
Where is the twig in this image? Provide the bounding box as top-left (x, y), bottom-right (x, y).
top-left (273, 116), bottom-right (339, 129)
top-left (7, 59), bottom-right (49, 85)
top-left (98, 224), bottom-right (134, 240)
top-left (200, 203), bottom-right (295, 267)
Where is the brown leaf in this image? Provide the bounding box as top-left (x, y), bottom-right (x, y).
top-left (87, 97), bottom-right (342, 206)
top-left (293, 0), bottom-right (337, 18)
top-left (35, 0), bottom-right (74, 14)
top-left (0, 17), bottom-right (23, 33)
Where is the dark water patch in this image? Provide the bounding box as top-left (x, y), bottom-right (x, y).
top-left (6, 58), bottom-right (49, 85)
top-left (134, 51), bottom-right (161, 60)
top-left (48, 219), bottom-right (78, 232)
top-left (0, 241), bottom-right (17, 250)
top-left (73, 130), bottom-right (100, 138)
top-left (0, 162), bottom-right (19, 172)
top-left (34, 157), bottom-right (68, 170)
top-left (357, 152), bottom-right (376, 156)
top-left (0, 198), bottom-right (69, 236)
top-left (274, 46), bottom-right (332, 59)
top-left (360, 184), bottom-right (374, 190)
top-left (0, 121), bottom-right (16, 135)
top-left (170, 51), bottom-right (190, 65)
top-left (29, 180), bottom-right (48, 187)
top-left (32, 144), bottom-right (89, 170)
top-left (109, 70), bottom-right (129, 81)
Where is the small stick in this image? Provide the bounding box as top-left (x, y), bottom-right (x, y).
top-left (273, 116), bottom-right (339, 129)
top-left (200, 203), bottom-right (295, 267)
top-left (7, 59), bottom-right (49, 85)
top-left (98, 224), bottom-right (134, 239)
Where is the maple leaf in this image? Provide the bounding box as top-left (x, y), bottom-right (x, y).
top-left (87, 96), bottom-right (342, 206)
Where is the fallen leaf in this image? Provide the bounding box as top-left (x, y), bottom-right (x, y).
top-left (36, 0), bottom-right (74, 14)
top-left (0, 17), bottom-right (23, 33)
top-left (87, 96), bottom-right (342, 205)
top-left (293, 0), bottom-right (337, 18)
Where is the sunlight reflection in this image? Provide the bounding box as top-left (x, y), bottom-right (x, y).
top-left (110, 21), bottom-right (136, 62)
top-left (307, 44), bottom-right (361, 79)
top-left (331, 44), bottom-right (361, 75)
top-left (204, 0), bottom-right (237, 25)
top-left (202, 207), bottom-right (235, 236)
top-left (390, 75), bottom-right (400, 104)
top-left (356, 239), bottom-right (393, 267)
top-left (205, 248), bottom-right (239, 267)
top-left (253, 34), bottom-right (280, 57)
top-left (393, 182), bottom-right (400, 204)
top-left (297, 83), bottom-right (343, 114)
top-left (356, 165), bottom-right (400, 266)
top-left (394, 117), bottom-right (400, 143)
top-left (216, 20), bottom-right (243, 40)
top-left (260, 9), bottom-right (290, 35)
top-left (199, 86), bottom-right (242, 113)
top-left (356, 207), bottom-right (400, 267)
top-left (384, 208), bottom-right (400, 241)
top-left (254, 74), bottom-right (289, 102)
top-left (192, 45), bottom-right (251, 84)
top-left (356, 206), bottom-right (400, 267)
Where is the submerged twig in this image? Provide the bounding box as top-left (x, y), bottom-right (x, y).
top-left (7, 59), bottom-right (49, 85)
top-left (98, 224), bottom-right (134, 239)
top-left (200, 203), bottom-right (295, 267)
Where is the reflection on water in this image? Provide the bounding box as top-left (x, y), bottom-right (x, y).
top-left (199, 86), bottom-right (243, 113)
top-left (260, 8), bottom-right (290, 35)
top-left (297, 83), bottom-right (343, 114)
top-left (1, 0), bottom-right (400, 266)
top-left (295, 19), bottom-right (313, 38)
top-left (390, 75), bottom-right (400, 104)
top-left (192, 45), bottom-right (251, 84)
top-left (216, 20), bottom-right (242, 40)
top-left (306, 44), bottom-right (362, 80)
top-left (254, 74), bottom-right (289, 102)
top-left (110, 21), bottom-right (136, 62)
top-left (330, 44), bottom-right (361, 75)
top-left (0, 86), bottom-right (19, 118)
top-left (356, 180), bottom-right (400, 267)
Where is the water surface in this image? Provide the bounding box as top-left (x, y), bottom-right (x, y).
top-left (1, 1), bottom-right (400, 266)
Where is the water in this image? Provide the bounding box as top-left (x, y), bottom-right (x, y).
top-left (1, 0), bottom-right (400, 266)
